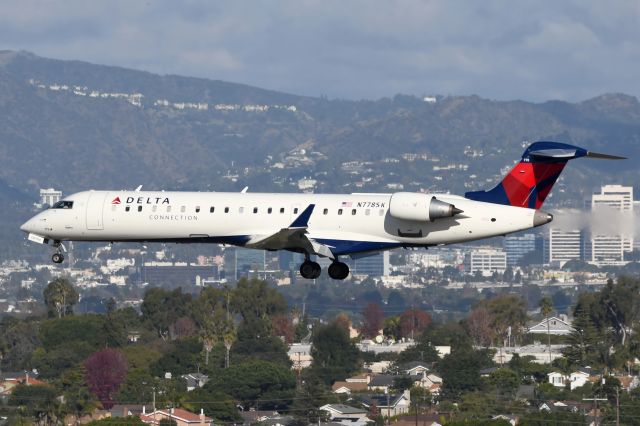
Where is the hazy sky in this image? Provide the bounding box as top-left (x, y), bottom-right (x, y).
top-left (2, 0), bottom-right (639, 101)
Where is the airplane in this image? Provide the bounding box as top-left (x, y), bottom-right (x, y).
top-left (20, 141), bottom-right (625, 280)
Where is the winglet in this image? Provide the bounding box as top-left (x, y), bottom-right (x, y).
top-left (290, 204), bottom-right (315, 228)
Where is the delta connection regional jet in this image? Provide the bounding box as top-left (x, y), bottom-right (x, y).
top-left (21, 141), bottom-right (624, 280)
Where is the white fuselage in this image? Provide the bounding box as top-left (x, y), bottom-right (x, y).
top-left (21, 190), bottom-right (543, 257)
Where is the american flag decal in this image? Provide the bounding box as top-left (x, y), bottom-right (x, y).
top-left (112, 197), bottom-right (121, 205)
top-left (341, 201), bottom-right (352, 207)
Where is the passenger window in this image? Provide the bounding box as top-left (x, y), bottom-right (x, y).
top-left (280, 208), bottom-right (285, 214)
top-left (352, 209), bottom-right (356, 215)
top-left (365, 209), bottom-right (370, 216)
top-left (379, 209), bottom-right (384, 216)
top-left (323, 208), bottom-right (328, 215)
top-left (167, 206), bottom-right (172, 213)
top-left (152, 205), bottom-right (157, 212)
top-left (225, 207), bottom-right (229, 213)
top-left (338, 209), bottom-right (343, 215)
top-left (180, 206), bottom-right (186, 213)
top-left (239, 207), bottom-right (244, 213)
top-left (195, 206), bottom-right (200, 213)
top-left (210, 207), bottom-right (215, 213)
top-left (294, 208), bottom-right (299, 214)
top-left (111, 205), bottom-right (117, 212)
top-left (52, 201), bottom-right (74, 209)
top-left (253, 207), bottom-right (258, 213)
top-left (268, 207), bottom-right (272, 214)
top-left (125, 206), bottom-right (131, 212)
top-left (138, 206), bottom-right (143, 212)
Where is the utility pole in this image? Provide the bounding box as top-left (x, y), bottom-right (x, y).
top-left (616, 387), bottom-right (620, 426)
top-left (386, 389), bottom-right (390, 426)
top-left (583, 397), bottom-right (607, 426)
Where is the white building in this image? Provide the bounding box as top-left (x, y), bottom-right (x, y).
top-left (464, 248), bottom-right (507, 275)
top-left (586, 185), bottom-right (634, 266)
top-left (527, 316), bottom-right (574, 336)
top-left (39, 188), bottom-right (62, 207)
top-left (544, 228), bottom-right (583, 265)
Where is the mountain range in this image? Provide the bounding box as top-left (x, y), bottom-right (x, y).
top-left (1, 50), bottom-right (639, 208)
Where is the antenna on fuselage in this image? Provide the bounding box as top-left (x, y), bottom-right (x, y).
top-left (241, 186), bottom-right (249, 193)
top-left (135, 185), bottom-right (143, 192)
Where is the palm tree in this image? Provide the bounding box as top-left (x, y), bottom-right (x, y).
top-left (539, 296), bottom-right (554, 363)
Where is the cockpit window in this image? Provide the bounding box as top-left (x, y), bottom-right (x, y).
top-left (52, 201), bottom-right (74, 209)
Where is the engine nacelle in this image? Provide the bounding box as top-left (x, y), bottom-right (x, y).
top-left (389, 192), bottom-right (462, 222)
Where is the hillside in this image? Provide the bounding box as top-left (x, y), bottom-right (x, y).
top-left (1, 50), bottom-right (639, 205)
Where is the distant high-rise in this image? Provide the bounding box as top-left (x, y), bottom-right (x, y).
top-left (587, 184), bottom-right (633, 265)
top-left (39, 188), bottom-right (62, 207)
top-left (234, 248), bottom-right (266, 279)
top-left (350, 251), bottom-right (390, 277)
top-left (544, 228), bottom-right (583, 265)
top-left (503, 233), bottom-right (538, 266)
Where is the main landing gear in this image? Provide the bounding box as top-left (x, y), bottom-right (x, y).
top-left (299, 257), bottom-right (350, 280)
top-left (51, 241), bottom-right (64, 264)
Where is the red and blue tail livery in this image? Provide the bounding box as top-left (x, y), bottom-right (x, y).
top-left (465, 141), bottom-right (626, 209)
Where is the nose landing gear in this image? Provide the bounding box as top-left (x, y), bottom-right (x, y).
top-left (51, 241), bottom-right (65, 264)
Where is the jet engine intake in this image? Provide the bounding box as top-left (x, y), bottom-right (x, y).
top-left (389, 192), bottom-right (463, 222)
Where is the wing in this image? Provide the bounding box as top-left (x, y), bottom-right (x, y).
top-left (244, 204), bottom-right (335, 259)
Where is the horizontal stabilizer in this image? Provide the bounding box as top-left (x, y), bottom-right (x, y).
top-left (586, 151), bottom-right (627, 160)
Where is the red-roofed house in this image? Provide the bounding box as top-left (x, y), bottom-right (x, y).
top-left (0, 373), bottom-right (47, 396)
top-left (140, 407), bottom-right (212, 426)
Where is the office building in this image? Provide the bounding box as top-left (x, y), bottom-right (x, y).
top-left (350, 251), bottom-right (390, 277)
top-left (464, 248), bottom-right (507, 275)
top-left (544, 229), bottom-right (583, 265)
top-left (503, 233), bottom-right (538, 266)
top-left (39, 188), bottom-right (62, 207)
top-left (587, 185), bottom-right (633, 265)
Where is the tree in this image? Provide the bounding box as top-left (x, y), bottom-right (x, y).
top-left (232, 278), bottom-right (288, 339)
top-left (10, 384), bottom-right (61, 425)
top-left (310, 322), bottom-right (360, 385)
top-left (141, 287), bottom-right (193, 339)
top-left (59, 366), bottom-right (101, 423)
top-left (43, 278), bottom-right (79, 318)
top-left (466, 307), bottom-right (494, 347)
top-left (203, 359), bottom-right (296, 410)
top-left (480, 294), bottom-right (528, 346)
top-left (539, 296), bottom-right (554, 363)
top-left (84, 348), bottom-right (128, 409)
top-left (488, 368), bottom-right (520, 398)
top-left (362, 302), bottom-right (384, 339)
top-left (399, 309), bottom-right (431, 339)
top-left (439, 348), bottom-right (492, 400)
top-left (272, 314), bottom-right (295, 344)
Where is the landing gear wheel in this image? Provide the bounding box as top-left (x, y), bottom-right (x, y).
top-left (300, 261), bottom-right (321, 279)
top-left (52, 253), bottom-right (64, 264)
top-left (328, 261), bottom-right (350, 280)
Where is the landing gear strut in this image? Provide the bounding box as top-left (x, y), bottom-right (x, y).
top-left (328, 261), bottom-right (350, 280)
top-left (51, 241), bottom-right (64, 264)
top-left (299, 260), bottom-right (321, 279)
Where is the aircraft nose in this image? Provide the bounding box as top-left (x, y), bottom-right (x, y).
top-left (20, 217), bottom-right (39, 233)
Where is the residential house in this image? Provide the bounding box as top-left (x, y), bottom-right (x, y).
top-left (111, 405), bottom-right (154, 417)
top-left (389, 414), bottom-right (443, 426)
top-left (346, 374), bottom-right (370, 384)
top-left (367, 375), bottom-right (396, 392)
top-left (319, 404), bottom-right (369, 425)
top-left (615, 375), bottom-right (640, 392)
top-left (491, 414), bottom-right (518, 425)
top-left (181, 373), bottom-right (209, 392)
top-left (569, 369), bottom-right (590, 390)
top-left (239, 410), bottom-right (281, 425)
top-left (332, 381), bottom-right (368, 394)
top-left (140, 407), bottom-right (212, 426)
top-left (547, 372), bottom-right (566, 388)
top-left (527, 316), bottom-right (573, 335)
top-left (401, 362), bottom-right (430, 377)
top-left (0, 371), bottom-right (47, 397)
top-left (360, 390), bottom-right (411, 417)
